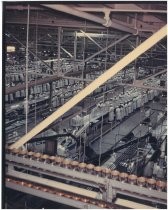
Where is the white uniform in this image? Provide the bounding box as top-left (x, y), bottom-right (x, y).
top-left (124, 103), bottom-right (129, 116)
top-left (23, 100), bottom-right (29, 114)
top-left (148, 90), bottom-right (152, 101)
top-left (120, 105), bottom-right (124, 119)
top-left (11, 75), bottom-right (15, 82)
top-left (9, 93), bottom-right (13, 102)
top-left (109, 107), bottom-right (114, 121)
top-left (151, 90), bottom-right (154, 100)
top-left (15, 91), bottom-right (20, 98)
top-left (39, 85), bottom-right (42, 93)
top-left (43, 84), bottom-right (47, 92)
top-left (137, 95), bottom-right (141, 108)
top-left (128, 101), bottom-right (132, 114)
top-left (132, 97), bottom-right (137, 110)
top-left (20, 74), bottom-right (24, 81)
top-left (154, 89), bottom-right (159, 97)
top-left (116, 107), bottom-right (121, 120)
top-left (46, 83), bottom-right (50, 91)
top-left (15, 74), bottom-right (19, 82)
top-left (34, 86), bottom-right (37, 94)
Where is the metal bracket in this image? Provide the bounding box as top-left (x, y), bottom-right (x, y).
top-left (103, 10), bottom-right (112, 27)
top-left (103, 179), bottom-right (116, 202)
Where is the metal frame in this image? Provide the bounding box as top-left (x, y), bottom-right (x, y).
top-left (6, 182), bottom-right (102, 209)
top-left (6, 154), bottom-right (167, 205)
top-left (42, 4), bottom-right (137, 34)
top-left (84, 34), bottom-right (130, 63)
top-left (74, 7), bottom-right (167, 14)
top-left (10, 25), bottom-right (167, 149)
top-left (7, 170), bottom-right (100, 199)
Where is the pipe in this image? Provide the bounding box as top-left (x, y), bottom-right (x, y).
top-left (9, 25), bottom-right (167, 149)
top-left (42, 4), bottom-right (137, 34)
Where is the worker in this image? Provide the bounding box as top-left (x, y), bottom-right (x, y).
top-left (136, 95), bottom-right (141, 109)
top-left (148, 89), bottom-right (153, 101)
top-left (43, 84), bottom-right (47, 92)
top-left (124, 102), bottom-right (129, 117)
top-left (29, 94), bottom-right (33, 100)
top-left (23, 98), bottom-right (30, 114)
top-left (15, 74), bottom-right (19, 82)
top-left (109, 106), bottom-right (114, 121)
top-left (120, 104), bottom-right (124, 119)
top-left (15, 90), bottom-right (20, 99)
top-left (9, 93), bottom-right (14, 102)
top-left (19, 73), bottom-right (24, 81)
top-left (46, 83), bottom-right (50, 91)
top-left (116, 107), bottom-right (121, 121)
top-left (154, 89), bottom-right (159, 97)
top-left (128, 101), bottom-right (132, 115)
top-left (132, 97), bottom-right (137, 111)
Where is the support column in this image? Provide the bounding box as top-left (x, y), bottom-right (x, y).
top-left (74, 31), bottom-right (77, 60)
top-left (134, 35), bottom-right (139, 80)
top-left (57, 27), bottom-right (61, 75)
top-left (49, 82), bottom-right (53, 109)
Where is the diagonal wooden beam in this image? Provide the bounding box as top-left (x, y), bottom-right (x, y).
top-left (10, 25), bottom-right (167, 149)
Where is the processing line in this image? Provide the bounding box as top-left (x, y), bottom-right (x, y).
top-left (6, 148), bottom-right (167, 208)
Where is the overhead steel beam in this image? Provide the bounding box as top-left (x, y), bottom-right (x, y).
top-left (74, 7), bottom-right (167, 14)
top-left (10, 25), bottom-right (167, 149)
top-left (62, 76), bottom-right (92, 82)
top-left (6, 66), bottom-right (101, 94)
top-left (42, 4), bottom-right (137, 34)
top-left (84, 34), bottom-right (130, 63)
top-left (5, 75), bottom-right (61, 95)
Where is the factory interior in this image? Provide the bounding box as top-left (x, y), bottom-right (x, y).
top-left (3, 2), bottom-right (167, 209)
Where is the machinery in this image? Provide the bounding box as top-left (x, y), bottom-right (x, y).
top-left (3, 2), bottom-right (167, 209)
